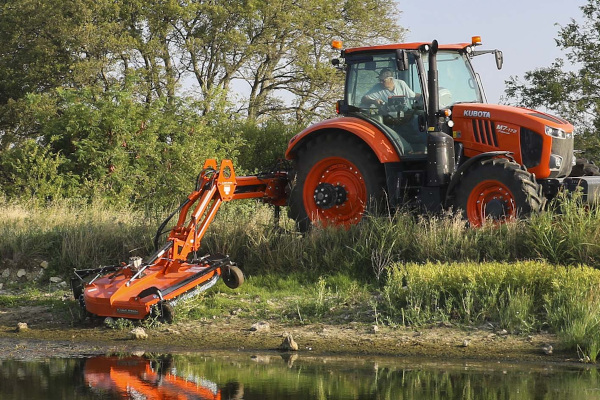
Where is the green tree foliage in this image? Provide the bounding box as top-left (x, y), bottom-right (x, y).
top-left (0, 0), bottom-right (405, 124)
top-left (0, 139), bottom-right (72, 200)
top-left (505, 0), bottom-right (600, 161)
top-left (0, 0), bottom-right (406, 206)
top-left (235, 121), bottom-right (299, 173)
top-left (0, 85), bottom-right (240, 207)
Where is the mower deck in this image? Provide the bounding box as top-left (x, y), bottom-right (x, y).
top-left (76, 253), bottom-right (237, 320)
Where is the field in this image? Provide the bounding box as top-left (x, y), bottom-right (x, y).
top-left (0, 197), bottom-right (599, 361)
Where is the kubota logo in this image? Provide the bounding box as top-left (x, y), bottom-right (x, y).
top-left (464, 110), bottom-right (491, 118)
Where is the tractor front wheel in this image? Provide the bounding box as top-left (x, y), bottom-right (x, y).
top-left (288, 132), bottom-right (385, 231)
top-left (450, 158), bottom-right (544, 226)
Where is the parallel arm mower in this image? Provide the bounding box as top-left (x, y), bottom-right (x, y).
top-left (72, 159), bottom-right (288, 322)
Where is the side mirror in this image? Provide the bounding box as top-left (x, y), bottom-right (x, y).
top-left (396, 49), bottom-right (408, 71)
top-left (495, 50), bottom-right (503, 70)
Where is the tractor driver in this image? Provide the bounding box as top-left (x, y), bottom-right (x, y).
top-left (361, 68), bottom-right (417, 106)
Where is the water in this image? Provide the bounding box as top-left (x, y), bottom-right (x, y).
top-left (1, 351), bottom-right (599, 399)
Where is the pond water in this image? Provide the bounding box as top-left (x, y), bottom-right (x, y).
top-left (1, 351), bottom-right (599, 399)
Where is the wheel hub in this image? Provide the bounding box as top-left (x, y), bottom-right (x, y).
top-left (313, 183), bottom-right (348, 210)
top-left (484, 198), bottom-right (508, 220)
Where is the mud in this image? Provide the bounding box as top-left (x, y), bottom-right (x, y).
top-left (0, 303), bottom-right (577, 364)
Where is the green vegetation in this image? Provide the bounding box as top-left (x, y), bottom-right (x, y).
top-left (1, 195), bottom-right (600, 361)
top-left (0, 0), bottom-right (405, 208)
top-left (1, 0), bottom-right (600, 366)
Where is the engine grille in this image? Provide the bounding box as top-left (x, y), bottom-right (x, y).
top-left (471, 119), bottom-right (498, 147)
top-left (520, 128), bottom-right (543, 168)
top-left (551, 135), bottom-right (574, 178)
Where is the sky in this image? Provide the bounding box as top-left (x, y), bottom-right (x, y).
top-left (396, 0), bottom-right (587, 104)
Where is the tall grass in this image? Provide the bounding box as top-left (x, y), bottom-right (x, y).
top-left (2, 196), bottom-right (600, 359)
top-left (2, 195), bottom-right (600, 277)
top-left (526, 192), bottom-right (600, 265)
top-left (0, 199), bottom-right (156, 275)
top-left (383, 261), bottom-right (600, 361)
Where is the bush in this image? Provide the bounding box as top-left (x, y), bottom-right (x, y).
top-left (0, 86), bottom-right (242, 209)
top-left (234, 121), bottom-right (299, 173)
top-left (383, 261), bottom-right (600, 361)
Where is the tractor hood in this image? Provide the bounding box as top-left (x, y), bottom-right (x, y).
top-left (452, 103), bottom-right (573, 134)
top-left (451, 103), bottom-right (574, 179)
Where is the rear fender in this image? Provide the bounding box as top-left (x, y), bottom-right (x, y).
top-left (445, 151), bottom-right (513, 206)
top-left (285, 117), bottom-right (401, 163)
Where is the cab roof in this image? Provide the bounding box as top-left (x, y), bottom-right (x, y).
top-left (344, 42), bottom-right (471, 54)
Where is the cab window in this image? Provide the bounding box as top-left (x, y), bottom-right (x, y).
top-left (346, 52), bottom-right (427, 154)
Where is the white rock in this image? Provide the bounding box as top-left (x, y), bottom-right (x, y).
top-left (250, 321), bottom-right (270, 332)
top-left (49, 276), bottom-right (62, 283)
top-left (16, 322), bottom-right (28, 332)
top-left (40, 261), bottom-right (49, 269)
top-left (16, 269), bottom-right (26, 278)
top-left (130, 327), bottom-right (148, 340)
top-left (1, 269), bottom-right (10, 278)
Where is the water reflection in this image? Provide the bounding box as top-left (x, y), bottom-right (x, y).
top-left (83, 355), bottom-right (241, 399)
top-left (1, 352), bottom-right (599, 399)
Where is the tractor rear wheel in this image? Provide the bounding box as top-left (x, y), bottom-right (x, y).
top-left (288, 132), bottom-right (386, 232)
top-left (450, 158), bottom-right (544, 226)
top-left (570, 157), bottom-right (600, 176)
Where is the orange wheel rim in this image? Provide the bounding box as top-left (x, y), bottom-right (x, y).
top-left (466, 180), bottom-right (516, 227)
top-left (303, 157), bottom-right (367, 227)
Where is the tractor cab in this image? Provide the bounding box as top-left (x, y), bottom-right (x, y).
top-left (337, 40), bottom-right (485, 156)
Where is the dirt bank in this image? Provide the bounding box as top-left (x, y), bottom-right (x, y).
top-left (0, 301), bottom-right (577, 364)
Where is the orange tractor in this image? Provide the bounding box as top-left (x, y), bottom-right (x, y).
top-left (286, 37), bottom-right (599, 230)
top-left (73, 38), bottom-right (600, 321)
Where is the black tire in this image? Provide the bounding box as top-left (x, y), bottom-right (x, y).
top-left (287, 132), bottom-right (386, 232)
top-left (570, 157), bottom-right (600, 176)
top-left (222, 264), bottom-right (244, 289)
top-left (159, 302), bottom-right (175, 324)
top-left (450, 158), bottom-right (544, 226)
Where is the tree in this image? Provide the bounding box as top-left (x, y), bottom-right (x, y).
top-left (505, 0), bottom-right (600, 161)
top-left (236, 0), bottom-right (405, 122)
top-left (162, 0), bottom-right (406, 121)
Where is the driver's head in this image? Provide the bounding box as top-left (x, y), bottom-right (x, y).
top-left (378, 69), bottom-right (395, 90)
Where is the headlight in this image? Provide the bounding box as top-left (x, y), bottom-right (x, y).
top-left (545, 126), bottom-right (566, 139)
top-left (549, 154), bottom-right (563, 170)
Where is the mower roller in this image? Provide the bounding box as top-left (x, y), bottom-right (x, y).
top-left (72, 159), bottom-right (288, 321)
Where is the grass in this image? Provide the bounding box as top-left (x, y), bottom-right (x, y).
top-left (2, 196), bottom-right (600, 360)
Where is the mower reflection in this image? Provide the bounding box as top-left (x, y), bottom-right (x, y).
top-left (83, 355), bottom-right (243, 400)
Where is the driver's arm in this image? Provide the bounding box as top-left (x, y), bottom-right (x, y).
top-left (361, 94), bottom-right (384, 106)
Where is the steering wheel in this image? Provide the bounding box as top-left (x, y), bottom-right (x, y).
top-left (379, 96), bottom-right (417, 124)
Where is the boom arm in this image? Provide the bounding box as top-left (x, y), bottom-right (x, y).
top-left (164, 159), bottom-right (288, 262)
